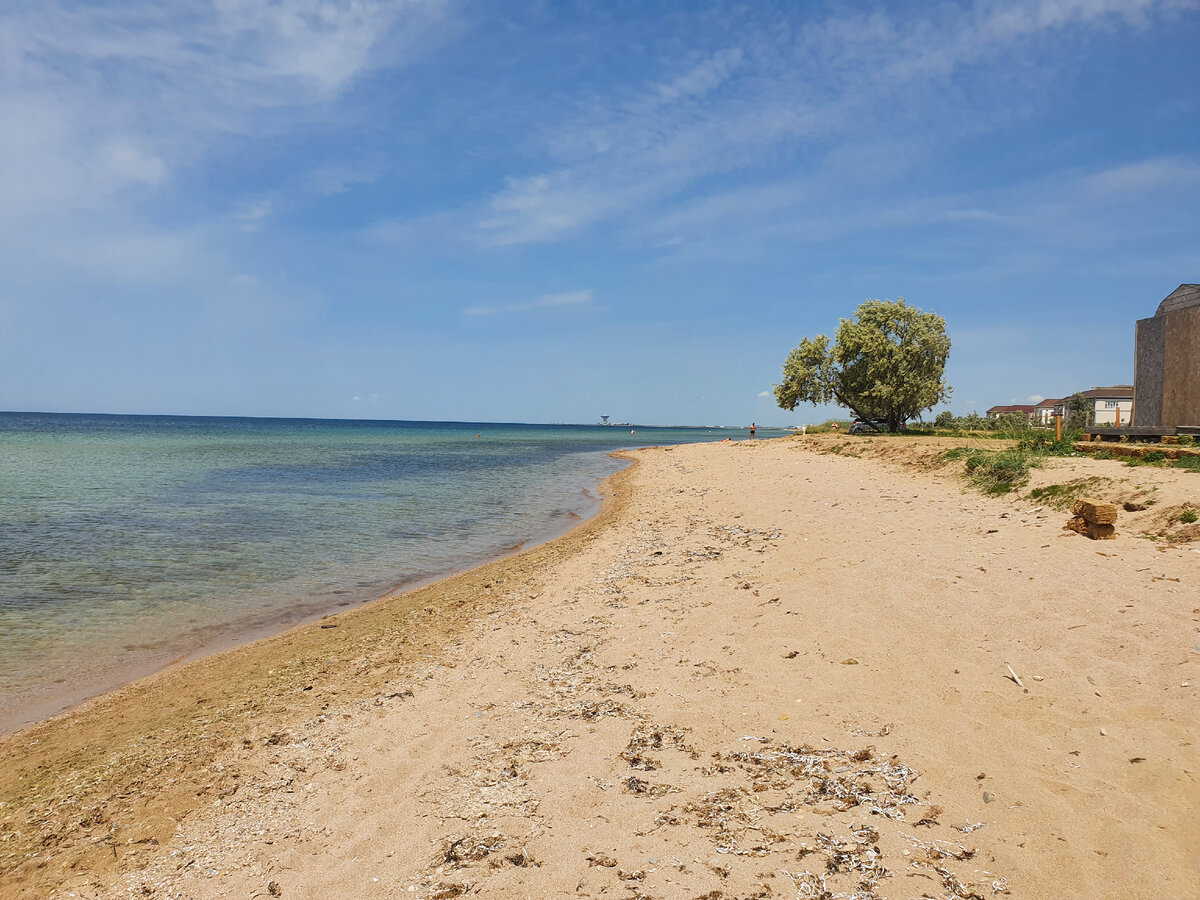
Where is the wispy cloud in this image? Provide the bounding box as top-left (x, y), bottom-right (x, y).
top-left (235, 196), bottom-right (277, 229)
top-left (0, 0), bottom-right (449, 284)
top-left (1082, 156), bottom-right (1200, 197)
top-left (464, 290), bottom-right (593, 316)
top-left (635, 149), bottom-right (1200, 268)
top-left (454, 0), bottom-right (1189, 248)
top-left (310, 163), bottom-right (382, 197)
top-left (649, 47), bottom-right (744, 108)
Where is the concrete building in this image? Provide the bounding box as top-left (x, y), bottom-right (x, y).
top-left (1133, 284), bottom-right (1200, 427)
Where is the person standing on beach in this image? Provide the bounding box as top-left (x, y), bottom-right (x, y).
top-left (749, 422), bottom-right (756, 438)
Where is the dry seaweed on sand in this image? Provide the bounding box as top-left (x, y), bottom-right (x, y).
top-left (441, 832), bottom-right (506, 866)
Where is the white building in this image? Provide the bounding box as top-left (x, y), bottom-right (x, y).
top-left (1081, 385), bottom-right (1134, 426)
top-left (1033, 397), bottom-right (1065, 426)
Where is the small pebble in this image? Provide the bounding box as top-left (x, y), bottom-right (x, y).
top-left (1100, 728), bottom-right (1108, 736)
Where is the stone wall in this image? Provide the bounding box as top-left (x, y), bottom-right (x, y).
top-left (1163, 305), bottom-right (1200, 426)
top-left (1133, 315), bottom-right (1165, 426)
top-left (1133, 286), bottom-right (1200, 427)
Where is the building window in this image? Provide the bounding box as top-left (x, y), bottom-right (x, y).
top-left (1104, 400), bottom-right (1120, 408)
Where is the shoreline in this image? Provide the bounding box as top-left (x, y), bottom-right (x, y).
top-left (0, 459), bottom-right (618, 736)
top-left (4, 437), bottom-right (1197, 898)
top-left (0, 452), bottom-right (633, 734)
top-left (0, 452), bottom-right (641, 896)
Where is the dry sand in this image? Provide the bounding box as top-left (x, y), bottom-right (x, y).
top-left (2, 435), bottom-right (1198, 899)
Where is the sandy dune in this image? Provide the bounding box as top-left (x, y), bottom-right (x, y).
top-left (2, 436), bottom-right (1198, 899)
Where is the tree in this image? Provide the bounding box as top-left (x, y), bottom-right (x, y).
top-left (774, 298), bottom-right (952, 432)
top-left (960, 412), bottom-right (986, 431)
top-left (934, 410), bottom-right (955, 429)
top-left (993, 411), bottom-right (1032, 434)
top-left (1066, 392), bottom-right (1092, 429)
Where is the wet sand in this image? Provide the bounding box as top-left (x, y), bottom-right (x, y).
top-left (2, 436), bottom-right (1198, 898)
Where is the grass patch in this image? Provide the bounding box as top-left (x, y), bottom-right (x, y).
top-left (1123, 449), bottom-right (1168, 467)
top-left (930, 429), bottom-right (1012, 440)
top-left (943, 447), bottom-right (1040, 495)
top-left (1180, 509), bottom-right (1199, 524)
top-left (1015, 428), bottom-right (1085, 456)
top-left (805, 419), bottom-right (854, 434)
top-left (1028, 478), bottom-right (1104, 510)
top-left (1171, 455), bottom-right (1200, 472)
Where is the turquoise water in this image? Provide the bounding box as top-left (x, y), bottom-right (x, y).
top-left (0, 413), bottom-right (782, 730)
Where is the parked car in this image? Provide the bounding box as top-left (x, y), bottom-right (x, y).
top-left (849, 418), bottom-right (899, 434)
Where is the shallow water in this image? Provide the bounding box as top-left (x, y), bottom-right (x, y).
top-left (0, 413), bottom-right (781, 730)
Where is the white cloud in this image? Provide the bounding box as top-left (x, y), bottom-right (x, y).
top-left (1082, 157), bottom-right (1200, 197)
top-left (0, 0), bottom-right (449, 285)
top-left (457, 0), bottom-right (1187, 248)
top-left (651, 47), bottom-right (744, 107)
top-left (640, 146), bottom-right (1200, 263)
top-left (757, 390), bottom-right (771, 398)
top-left (102, 140), bottom-right (168, 186)
top-left (235, 197), bottom-right (277, 228)
top-left (478, 173), bottom-right (654, 246)
top-left (465, 290), bottom-right (593, 316)
top-left (310, 163), bottom-right (381, 196)
top-left (1027, 394), bottom-right (1045, 403)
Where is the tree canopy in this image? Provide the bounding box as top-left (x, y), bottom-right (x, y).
top-left (774, 298), bottom-right (952, 431)
top-left (1066, 392), bottom-right (1092, 428)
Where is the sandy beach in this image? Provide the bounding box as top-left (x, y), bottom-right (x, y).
top-left (2, 434), bottom-right (1198, 899)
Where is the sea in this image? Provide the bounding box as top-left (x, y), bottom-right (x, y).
top-left (0, 412), bottom-right (784, 731)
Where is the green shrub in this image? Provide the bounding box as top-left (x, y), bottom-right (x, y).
top-left (1126, 449), bottom-right (1168, 467)
top-left (961, 448), bottom-right (1039, 495)
top-left (1016, 428), bottom-right (1083, 456)
top-left (805, 419), bottom-right (853, 434)
top-left (1172, 455), bottom-right (1200, 472)
top-left (992, 412), bottom-right (1035, 438)
top-left (1178, 434), bottom-right (1195, 446)
top-left (1180, 509), bottom-right (1198, 524)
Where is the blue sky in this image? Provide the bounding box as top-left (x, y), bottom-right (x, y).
top-left (1, 0), bottom-right (1197, 425)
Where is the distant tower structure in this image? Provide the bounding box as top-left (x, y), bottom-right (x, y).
top-left (1133, 284), bottom-right (1200, 427)
top-left (601, 415), bottom-right (610, 425)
